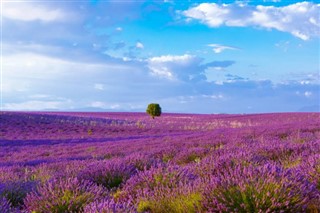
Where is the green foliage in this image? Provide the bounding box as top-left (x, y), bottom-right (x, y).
top-left (162, 154), bottom-right (174, 163)
top-left (24, 178), bottom-right (105, 213)
top-left (146, 103), bottom-right (162, 119)
top-left (137, 192), bottom-right (202, 213)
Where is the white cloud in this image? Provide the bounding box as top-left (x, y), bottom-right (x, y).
top-left (304, 91), bottom-right (312, 97)
top-left (136, 42), bottom-right (144, 49)
top-left (3, 2), bottom-right (68, 22)
top-left (90, 101), bottom-right (120, 109)
top-left (147, 54), bottom-right (202, 80)
top-left (300, 80), bottom-right (310, 85)
top-left (122, 57), bottom-right (132, 62)
top-left (94, 84), bottom-right (105, 91)
top-left (214, 67), bottom-right (224, 71)
top-left (90, 101), bottom-right (106, 108)
top-left (116, 27), bottom-right (123, 31)
top-left (164, 0), bottom-right (174, 3)
top-left (202, 94), bottom-right (224, 99)
top-left (183, 2), bottom-right (320, 40)
top-left (149, 54), bottom-right (192, 63)
top-left (147, 54), bottom-right (235, 81)
top-left (110, 104), bottom-right (121, 109)
top-left (208, 44), bottom-right (239, 53)
top-left (1, 46), bottom-right (138, 107)
top-left (2, 43), bottom-right (173, 111)
top-left (29, 94), bottom-right (50, 99)
top-left (3, 100), bottom-right (73, 111)
top-left (295, 90), bottom-right (314, 98)
top-left (2, 53), bottom-right (82, 89)
top-left (3, 51), bottom-right (129, 81)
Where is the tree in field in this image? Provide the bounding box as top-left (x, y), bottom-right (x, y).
top-left (146, 103), bottom-right (161, 119)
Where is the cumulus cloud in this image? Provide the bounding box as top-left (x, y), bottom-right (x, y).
top-left (208, 44), bottom-right (239, 53)
top-left (183, 2), bottom-right (320, 40)
top-left (136, 42), bottom-right (144, 49)
top-left (3, 2), bottom-right (69, 22)
top-left (148, 54), bottom-right (198, 80)
top-left (147, 54), bottom-right (235, 81)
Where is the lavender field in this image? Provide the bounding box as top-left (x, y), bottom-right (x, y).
top-left (0, 111), bottom-right (319, 212)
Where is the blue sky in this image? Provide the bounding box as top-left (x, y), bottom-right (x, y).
top-left (1, 0), bottom-right (319, 113)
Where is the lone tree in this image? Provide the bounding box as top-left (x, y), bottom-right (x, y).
top-left (146, 103), bottom-right (162, 119)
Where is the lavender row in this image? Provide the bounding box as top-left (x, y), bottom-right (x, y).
top-left (0, 112), bottom-right (319, 212)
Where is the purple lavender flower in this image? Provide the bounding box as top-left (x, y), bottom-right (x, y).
top-left (0, 181), bottom-right (37, 208)
top-left (0, 197), bottom-right (15, 213)
top-left (134, 182), bottom-right (203, 213)
top-left (203, 164), bottom-right (316, 212)
top-left (296, 154), bottom-right (320, 211)
top-left (1, 112), bottom-right (319, 212)
top-left (24, 177), bottom-right (106, 213)
top-left (121, 165), bottom-right (197, 202)
top-left (124, 153), bottom-right (160, 171)
top-left (78, 160), bottom-right (136, 190)
top-left (173, 147), bottom-right (208, 165)
top-left (84, 199), bottom-right (136, 213)
top-left (301, 154), bottom-right (320, 190)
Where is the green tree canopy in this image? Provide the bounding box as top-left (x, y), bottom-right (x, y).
top-left (146, 103), bottom-right (162, 119)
